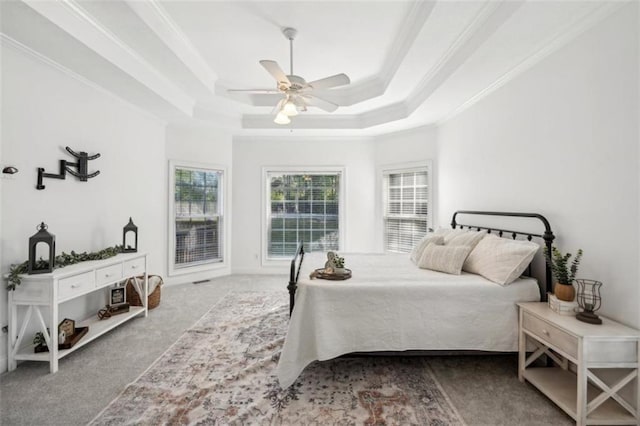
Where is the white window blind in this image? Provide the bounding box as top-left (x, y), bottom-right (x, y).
top-left (267, 172), bottom-right (341, 258)
top-left (384, 169), bottom-right (429, 253)
top-left (173, 166), bottom-right (223, 269)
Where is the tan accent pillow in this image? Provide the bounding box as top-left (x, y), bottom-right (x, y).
top-left (446, 231), bottom-right (486, 249)
top-left (410, 234), bottom-right (445, 264)
top-left (463, 235), bottom-right (540, 285)
top-left (418, 244), bottom-right (472, 275)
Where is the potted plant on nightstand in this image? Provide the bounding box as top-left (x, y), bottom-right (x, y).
top-left (544, 246), bottom-right (583, 302)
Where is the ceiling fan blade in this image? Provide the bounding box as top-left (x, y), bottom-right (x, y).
top-left (308, 73), bottom-right (350, 90)
top-left (259, 60), bottom-right (291, 87)
top-left (227, 88), bottom-right (280, 94)
top-left (305, 94), bottom-right (339, 112)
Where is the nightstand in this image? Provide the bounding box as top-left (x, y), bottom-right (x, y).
top-left (518, 302), bottom-right (640, 426)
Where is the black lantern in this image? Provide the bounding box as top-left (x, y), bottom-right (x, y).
top-left (122, 217), bottom-right (138, 253)
top-left (28, 222), bottom-right (56, 274)
top-left (575, 279), bottom-right (602, 324)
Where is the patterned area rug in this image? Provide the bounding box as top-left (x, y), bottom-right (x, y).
top-left (91, 292), bottom-right (465, 425)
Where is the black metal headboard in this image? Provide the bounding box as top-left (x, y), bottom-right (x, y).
top-left (451, 210), bottom-right (555, 300)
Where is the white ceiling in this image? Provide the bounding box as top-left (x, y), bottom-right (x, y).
top-left (0, 0), bottom-right (621, 136)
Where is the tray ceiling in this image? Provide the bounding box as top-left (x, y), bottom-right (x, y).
top-left (0, 0), bottom-right (621, 135)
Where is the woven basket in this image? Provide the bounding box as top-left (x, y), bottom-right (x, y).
top-left (126, 275), bottom-right (163, 310)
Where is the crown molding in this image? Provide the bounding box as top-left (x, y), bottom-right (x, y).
top-left (22, 0), bottom-right (195, 117)
top-left (233, 134), bottom-right (375, 144)
top-left (437, 1), bottom-right (626, 125)
top-left (406, 0), bottom-right (522, 112)
top-left (0, 33), bottom-right (166, 125)
top-left (125, 0), bottom-right (218, 96)
top-left (242, 114), bottom-right (363, 130)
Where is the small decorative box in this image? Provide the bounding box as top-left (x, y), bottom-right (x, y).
top-left (548, 293), bottom-right (578, 315)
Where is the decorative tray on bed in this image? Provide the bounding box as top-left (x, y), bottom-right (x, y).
top-left (311, 268), bottom-right (352, 281)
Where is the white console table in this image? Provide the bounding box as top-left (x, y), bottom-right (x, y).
top-left (7, 252), bottom-right (148, 373)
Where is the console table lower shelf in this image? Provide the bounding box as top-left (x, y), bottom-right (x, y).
top-left (13, 307), bottom-right (145, 363)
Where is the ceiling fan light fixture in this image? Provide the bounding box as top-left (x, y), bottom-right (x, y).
top-left (282, 100), bottom-right (298, 116)
top-left (274, 111), bottom-right (291, 125)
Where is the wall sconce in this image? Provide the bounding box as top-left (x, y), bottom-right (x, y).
top-left (28, 222), bottom-right (56, 274)
top-left (575, 279), bottom-right (602, 324)
top-left (122, 217), bottom-right (138, 253)
top-left (2, 166), bottom-right (18, 174)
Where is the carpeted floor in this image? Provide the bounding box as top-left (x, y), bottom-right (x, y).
top-left (0, 274), bottom-right (573, 425)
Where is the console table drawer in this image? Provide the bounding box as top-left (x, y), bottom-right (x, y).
top-left (96, 264), bottom-right (123, 286)
top-left (523, 311), bottom-right (578, 359)
top-left (123, 257), bottom-right (145, 276)
top-left (58, 272), bottom-right (95, 300)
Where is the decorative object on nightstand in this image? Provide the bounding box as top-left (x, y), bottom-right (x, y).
top-left (122, 217), bottom-right (138, 253)
top-left (544, 246), bottom-right (583, 301)
top-left (575, 279), bottom-right (602, 324)
top-left (28, 222), bottom-right (56, 274)
top-left (547, 293), bottom-right (578, 315)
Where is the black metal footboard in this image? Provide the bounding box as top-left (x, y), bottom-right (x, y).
top-left (288, 242), bottom-right (305, 315)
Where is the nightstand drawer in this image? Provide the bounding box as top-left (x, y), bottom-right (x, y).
top-left (523, 311), bottom-right (578, 359)
top-left (58, 272), bottom-right (95, 300)
top-left (95, 264), bottom-right (123, 287)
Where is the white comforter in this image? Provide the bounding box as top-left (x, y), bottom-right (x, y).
top-left (276, 252), bottom-right (540, 388)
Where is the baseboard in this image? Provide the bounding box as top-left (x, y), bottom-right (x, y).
top-left (230, 268), bottom-right (284, 275)
top-left (0, 355), bottom-right (7, 374)
top-left (163, 267), bottom-right (231, 287)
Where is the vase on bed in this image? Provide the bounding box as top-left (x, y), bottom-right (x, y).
top-left (554, 282), bottom-right (575, 302)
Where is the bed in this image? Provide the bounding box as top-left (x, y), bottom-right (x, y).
top-left (277, 211), bottom-right (556, 388)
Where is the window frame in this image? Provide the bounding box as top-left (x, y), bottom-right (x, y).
top-left (262, 166), bottom-right (346, 265)
top-left (381, 161), bottom-right (433, 253)
top-left (168, 160), bottom-right (227, 276)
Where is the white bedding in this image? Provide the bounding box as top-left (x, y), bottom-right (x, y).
top-left (276, 252), bottom-right (541, 388)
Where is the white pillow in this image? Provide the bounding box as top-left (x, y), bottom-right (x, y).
top-left (446, 231), bottom-right (486, 249)
top-left (418, 244), bottom-right (472, 275)
top-left (434, 227), bottom-right (470, 244)
top-left (463, 235), bottom-right (539, 285)
top-left (410, 234), bottom-right (445, 264)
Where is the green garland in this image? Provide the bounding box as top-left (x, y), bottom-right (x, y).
top-left (7, 245), bottom-right (123, 291)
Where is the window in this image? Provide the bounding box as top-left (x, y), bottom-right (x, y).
top-left (383, 165), bottom-right (430, 253)
top-left (169, 162), bottom-right (224, 275)
top-left (265, 169), bottom-right (343, 259)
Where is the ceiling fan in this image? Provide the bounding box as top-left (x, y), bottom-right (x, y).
top-left (228, 27), bottom-right (351, 124)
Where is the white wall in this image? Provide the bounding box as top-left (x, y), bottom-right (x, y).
top-left (0, 45), bottom-right (167, 372)
top-left (231, 136), bottom-right (376, 273)
top-left (165, 124), bottom-right (233, 284)
top-left (374, 125), bottom-right (439, 251)
top-left (437, 5), bottom-right (639, 327)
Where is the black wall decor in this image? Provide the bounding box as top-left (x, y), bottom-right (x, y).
top-left (122, 217), bottom-right (138, 253)
top-left (37, 147), bottom-right (100, 190)
top-left (28, 222), bottom-right (56, 274)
